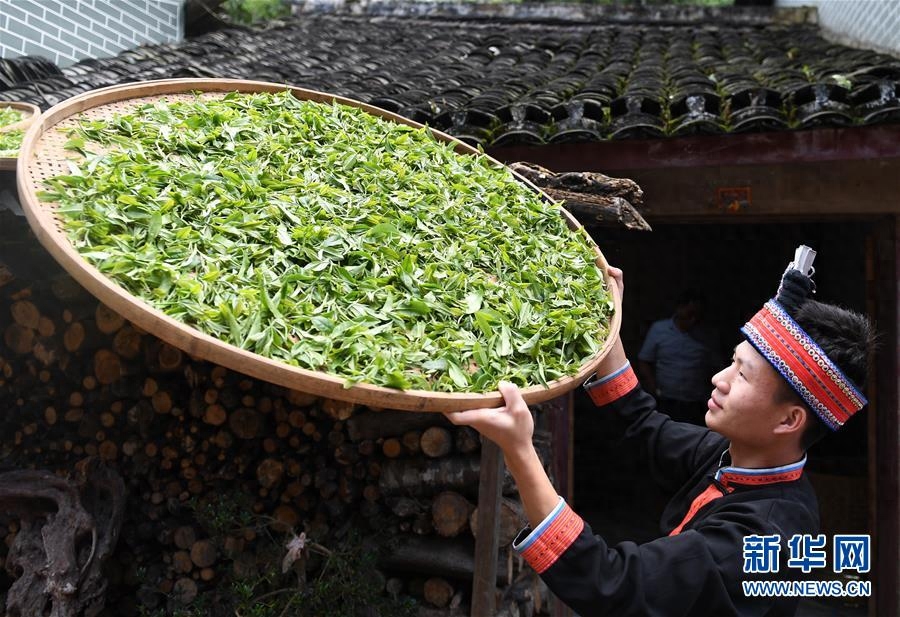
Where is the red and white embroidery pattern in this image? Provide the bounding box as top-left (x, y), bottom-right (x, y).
top-left (741, 300), bottom-right (866, 430)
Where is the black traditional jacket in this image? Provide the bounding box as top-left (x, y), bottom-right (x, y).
top-left (512, 362), bottom-right (819, 617)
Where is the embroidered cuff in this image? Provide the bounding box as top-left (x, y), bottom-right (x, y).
top-left (512, 497), bottom-right (584, 574)
top-left (583, 361), bottom-right (638, 407)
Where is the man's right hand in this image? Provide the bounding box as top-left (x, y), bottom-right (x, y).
top-left (443, 381), bottom-right (534, 457)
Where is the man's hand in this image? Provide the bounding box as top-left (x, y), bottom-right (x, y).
top-left (607, 265), bottom-right (623, 301)
top-left (444, 381), bottom-right (534, 457)
top-left (445, 382), bottom-right (559, 527)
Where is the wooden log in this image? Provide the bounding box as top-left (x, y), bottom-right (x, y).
top-left (98, 441), bottom-right (118, 461)
top-left (157, 343), bottom-right (183, 372)
top-left (107, 375), bottom-right (144, 400)
top-left (256, 459), bottom-right (284, 489)
top-left (203, 403), bottom-right (227, 426)
top-left (471, 498), bottom-right (525, 546)
top-left (286, 389), bottom-right (318, 407)
top-left (62, 322), bottom-right (84, 352)
top-left (172, 550), bottom-right (193, 574)
top-left (455, 427), bottom-right (481, 455)
top-left (346, 410), bottom-right (452, 442)
top-left (172, 577), bottom-right (198, 605)
top-left (333, 442), bottom-right (358, 466)
top-left (321, 398), bottom-right (357, 421)
top-left (546, 189), bottom-right (650, 231)
top-left (401, 430), bottom-right (422, 454)
top-left (10, 300), bottom-right (40, 329)
top-left (388, 496), bottom-right (423, 518)
top-left (112, 326), bottom-right (143, 359)
top-left (93, 349), bottom-right (123, 385)
top-left (271, 505), bottom-right (298, 533)
top-left (189, 540), bottom-right (217, 568)
top-left (420, 426), bottom-right (453, 458)
top-left (382, 438), bottom-right (403, 459)
top-left (424, 577), bottom-right (455, 608)
top-left (416, 608), bottom-right (468, 617)
top-left (228, 408), bottom-right (260, 439)
top-left (432, 491), bottom-right (473, 538)
top-left (31, 338), bottom-right (59, 367)
top-left (173, 526), bottom-right (196, 550)
top-left (508, 161), bottom-right (649, 230)
top-left (151, 391), bottom-right (173, 415)
top-left (95, 303), bottom-right (125, 334)
top-left (380, 536), bottom-right (476, 580)
top-left (4, 323), bottom-right (34, 354)
top-left (142, 377), bottom-right (158, 397)
top-left (50, 274), bottom-right (89, 304)
top-left (495, 569), bottom-right (549, 617)
top-left (37, 316), bottom-right (56, 338)
top-left (204, 366), bottom-right (226, 388)
top-left (379, 457), bottom-right (514, 497)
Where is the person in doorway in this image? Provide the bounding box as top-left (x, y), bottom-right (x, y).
top-left (638, 289), bottom-right (722, 425)
top-left (445, 250), bottom-right (874, 617)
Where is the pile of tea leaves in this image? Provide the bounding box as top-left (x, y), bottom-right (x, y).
top-left (0, 105), bottom-right (26, 157)
top-left (40, 91), bottom-right (613, 391)
top-left (0, 105), bottom-right (25, 127)
top-left (0, 129), bottom-right (23, 157)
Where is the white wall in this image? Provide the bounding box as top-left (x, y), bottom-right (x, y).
top-left (0, 0), bottom-right (184, 68)
top-left (777, 0), bottom-right (900, 57)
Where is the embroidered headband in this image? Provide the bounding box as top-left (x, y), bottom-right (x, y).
top-left (741, 300), bottom-right (867, 430)
top-left (740, 246), bottom-right (867, 430)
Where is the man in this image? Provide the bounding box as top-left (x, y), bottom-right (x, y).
top-left (638, 289), bottom-right (722, 425)
top-left (445, 252), bottom-right (873, 616)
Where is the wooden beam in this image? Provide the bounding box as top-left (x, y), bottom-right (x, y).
top-left (488, 125), bottom-right (900, 171)
top-left (471, 437), bottom-right (504, 617)
top-left (522, 160), bottom-right (900, 220)
top-left (871, 217), bottom-right (900, 617)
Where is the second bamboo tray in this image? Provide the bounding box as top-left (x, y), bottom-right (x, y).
top-left (0, 101), bottom-right (40, 171)
top-left (16, 78), bottom-right (621, 412)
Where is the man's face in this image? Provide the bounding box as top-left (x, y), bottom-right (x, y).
top-left (704, 341), bottom-right (789, 447)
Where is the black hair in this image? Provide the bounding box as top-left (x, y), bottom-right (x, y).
top-left (772, 299), bottom-right (876, 450)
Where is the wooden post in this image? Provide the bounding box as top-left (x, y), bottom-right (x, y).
top-left (870, 217), bottom-right (900, 617)
top-left (471, 437), bottom-right (503, 617)
top-left (547, 393), bottom-right (575, 617)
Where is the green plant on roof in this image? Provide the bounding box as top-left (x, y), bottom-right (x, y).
top-left (829, 74), bottom-right (852, 90)
top-left (222, 0), bottom-right (290, 26)
top-left (41, 91), bottom-right (613, 394)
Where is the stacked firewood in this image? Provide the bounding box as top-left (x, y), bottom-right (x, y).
top-left (0, 228), bottom-right (554, 616)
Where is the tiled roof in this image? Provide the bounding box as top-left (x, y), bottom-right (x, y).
top-left (2, 12), bottom-right (900, 148)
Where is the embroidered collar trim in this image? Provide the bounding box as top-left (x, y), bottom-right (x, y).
top-left (715, 454), bottom-right (807, 487)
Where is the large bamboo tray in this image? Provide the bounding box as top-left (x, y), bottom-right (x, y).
top-left (0, 101), bottom-right (40, 171)
top-left (16, 78), bottom-right (621, 412)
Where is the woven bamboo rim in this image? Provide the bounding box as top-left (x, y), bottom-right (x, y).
top-left (0, 101), bottom-right (40, 171)
top-left (16, 78), bottom-right (621, 412)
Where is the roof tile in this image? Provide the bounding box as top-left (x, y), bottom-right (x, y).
top-left (1, 13), bottom-right (899, 144)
